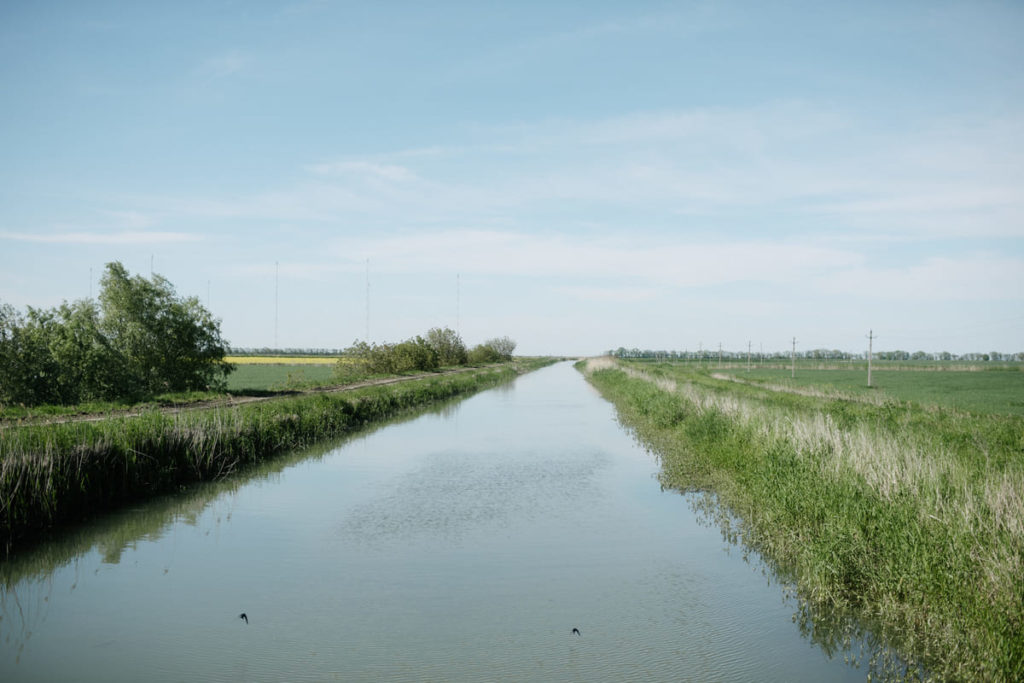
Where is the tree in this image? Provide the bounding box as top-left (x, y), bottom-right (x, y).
top-left (467, 336), bottom-right (516, 364)
top-left (425, 327), bottom-right (467, 366)
top-left (0, 263), bottom-right (232, 406)
top-left (486, 336), bottom-right (516, 359)
top-left (0, 303), bottom-right (61, 405)
top-left (99, 262), bottom-right (231, 397)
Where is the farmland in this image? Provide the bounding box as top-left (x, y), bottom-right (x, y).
top-left (224, 355), bottom-right (339, 365)
top-left (225, 357), bottom-right (341, 392)
top-left (713, 365), bottom-right (1024, 415)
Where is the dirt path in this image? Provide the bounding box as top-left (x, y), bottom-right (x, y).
top-left (1, 366), bottom-right (493, 428)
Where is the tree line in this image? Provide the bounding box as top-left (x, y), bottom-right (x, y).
top-left (338, 329), bottom-right (515, 377)
top-left (609, 347), bottom-right (1024, 362)
top-left (0, 262), bottom-right (520, 407)
top-left (0, 262), bottom-right (231, 406)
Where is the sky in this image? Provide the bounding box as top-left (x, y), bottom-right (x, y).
top-left (1, 1), bottom-right (1022, 356)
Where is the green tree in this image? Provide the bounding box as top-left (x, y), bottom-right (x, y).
top-left (42, 299), bottom-right (125, 403)
top-left (467, 336), bottom-right (516, 364)
top-left (99, 262), bottom-right (231, 398)
top-left (425, 327), bottom-right (467, 366)
top-left (392, 336), bottom-right (438, 372)
top-left (0, 303), bottom-right (60, 405)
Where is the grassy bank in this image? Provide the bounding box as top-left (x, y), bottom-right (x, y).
top-left (1, 359), bottom-right (554, 549)
top-left (580, 358), bottom-right (1023, 681)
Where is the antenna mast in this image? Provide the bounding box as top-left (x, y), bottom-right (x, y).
top-left (274, 261), bottom-right (279, 350)
top-left (791, 337), bottom-right (798, 378)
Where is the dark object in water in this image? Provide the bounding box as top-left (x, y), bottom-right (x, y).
top-left (240, 613), bottom-right (248, 624)
top-left (571, 627), bottom-right (580, 636)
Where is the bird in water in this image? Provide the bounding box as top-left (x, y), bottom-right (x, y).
top-left (572, 628), bottom-right (581, 636)
top-left (239, 613), bottom-right (248, 624)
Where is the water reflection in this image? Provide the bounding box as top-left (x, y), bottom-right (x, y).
top-left (0, 364), bottom-right (899, 681)
top-left (680, 489), bottom-right (926, 681)
top-left (0, 396), bottom-right (467, 658)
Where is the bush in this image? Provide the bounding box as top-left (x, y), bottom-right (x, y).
top-left (0, 263), bottom-right (232, 406)
top-left (338, 330), bottom-right (515, 377)
top-left (425, 327), bottom-right (467, 366)
top-left (468, 336), bottom-right (516, 364)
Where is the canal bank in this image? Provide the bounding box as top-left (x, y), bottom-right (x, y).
top-left (3, 362), bottom-right (874, 681)
top-left (1, 360), bottom-right (554, 549)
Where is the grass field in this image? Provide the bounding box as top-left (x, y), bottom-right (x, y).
top-left (716, 367), bottom-right (1024, 415)
top-left (225, 363), bottom-right (338, 392)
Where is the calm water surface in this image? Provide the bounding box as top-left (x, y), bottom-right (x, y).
top-left (1, 363), bottom-right (869, 681)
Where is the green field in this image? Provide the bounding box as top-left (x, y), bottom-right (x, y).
top-left (225, 363), bottom-right (338, 392)
top-left (717, 367), bottom-right (1024, 415)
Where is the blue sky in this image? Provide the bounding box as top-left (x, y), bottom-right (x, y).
top-left (1, 1), bottom-right (1022, 356)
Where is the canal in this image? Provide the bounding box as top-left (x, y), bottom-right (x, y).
top-left (1, 362), bottom-right (869, 681)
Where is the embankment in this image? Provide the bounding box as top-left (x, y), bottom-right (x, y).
top-left (1, 360), bottom-right (554, 549)
top-left (580, 358), bottom-right (1023, 682)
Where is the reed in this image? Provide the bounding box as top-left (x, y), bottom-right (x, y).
top-left (581, 358), bottom-right (1024, 681)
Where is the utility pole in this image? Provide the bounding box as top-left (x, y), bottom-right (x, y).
top-left (747, 341), bottom-right (752, 372)
top-left (718, 342), bottom-right (722, 369)
top-left (274, 261), bottom-right (279, 350)
top-left (867, 329), bottom-right (876, 387)
top-left (89, 267), bottom-right (93, 299)
top-left (365, 258), bottom-right (370, 343)
top-left (456, 273), bottom-right (460, 337)
top-left (791, 337), bottom-right (797, 378)
top-left (698, 342), bottom-right (702, 368)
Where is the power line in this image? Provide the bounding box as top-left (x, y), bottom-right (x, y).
top-left (867, 329), bottom-right (876, 387)
top-left (791, 337), bottom-right (798, 378)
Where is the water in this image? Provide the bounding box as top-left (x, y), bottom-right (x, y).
top-left (1, 362), bottom-right (870, 681)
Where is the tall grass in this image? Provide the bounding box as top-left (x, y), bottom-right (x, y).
top-left (1, 360), bottom-right (553, 549)
top-left (581, 358), bottom-right (1024, 681)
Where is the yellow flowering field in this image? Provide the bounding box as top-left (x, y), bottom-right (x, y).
top-left (226, 356), bottom-right (343, 365)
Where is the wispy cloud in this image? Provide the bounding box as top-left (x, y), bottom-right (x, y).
top-left (0, 231), bottom-right (201, 245)
top-left (104, 210), bottom-right (157, 229)
top-left (322, 228), bottom-right (1023, 305)
top-left (328, 229), bottom-right (861, 288)
top-left (94, 103), bottom-right (1024, 244)
top-left (816, 253), bottom-right (1024, 302)
top-left (555, 286), bottom-right (662, 303)
top-left (198, 50), bottom-right (249, 79)
top-left (306, 160), bottom-right (418, 182)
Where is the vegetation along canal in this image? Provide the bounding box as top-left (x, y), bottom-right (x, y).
top-left (1, 362), bottom-right (877, 681)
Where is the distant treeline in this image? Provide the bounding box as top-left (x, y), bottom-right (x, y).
top-left (608, 347), bottom-right (1024, 362)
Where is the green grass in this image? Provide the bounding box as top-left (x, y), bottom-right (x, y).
top-left (0, 361), bottom-right (499, 421)
top-left (582, 358), bottom-right (1024, 681)
top-left (717, 367), bottom-right (1024, 415)
top-left (225, 363), bottom-right (339, 392)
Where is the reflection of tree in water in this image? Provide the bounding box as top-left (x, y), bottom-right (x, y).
top-left (681, 490), bottom-right (929, 682)
top-left (0, 396), bottom-right (467, 655)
